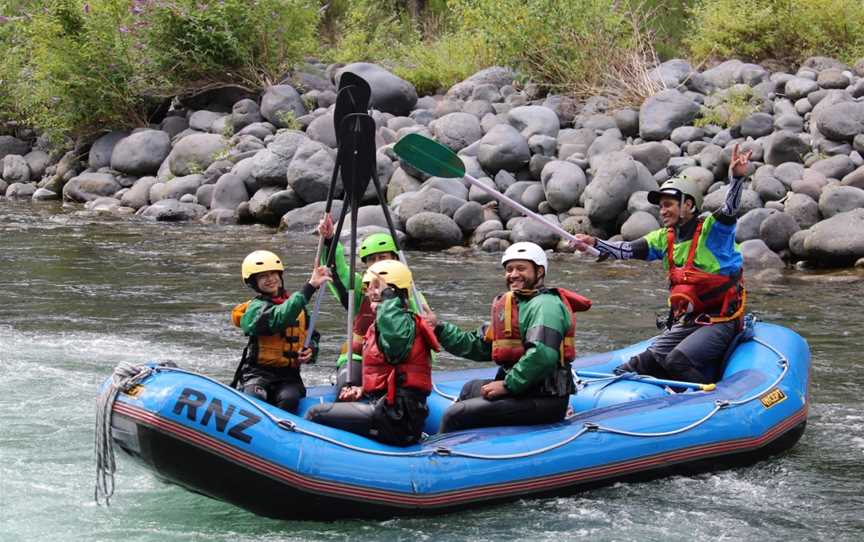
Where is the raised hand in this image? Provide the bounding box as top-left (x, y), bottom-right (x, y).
top-left (729, 144), bottom-right (753, 177)
top-left (309, 265), bottom-right (332, 288)
top-left (317, 213), bottom-right (334, 240)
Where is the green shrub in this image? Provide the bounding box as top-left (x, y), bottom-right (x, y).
top-left (10, 0), bottom-right (144, 142)
top-left (687, 0), bottom-right (864, 64)
top-left (328, 0), bottom-right (422, 64)
top-left (449, 0), bottom-right (662, 104)
top-left (694, 86), bottom-right (763, 128)
top-left (394, 32), bottom-right (486, 95)
top-left (138, 0), bottom-right (319, 90)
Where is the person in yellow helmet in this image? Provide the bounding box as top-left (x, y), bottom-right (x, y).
top-left (230, 250), bottom-right (331, 413)
top-left (305, 259), bottom-right (440, 445)
top-left (317, 214), bottom-right (430, 388)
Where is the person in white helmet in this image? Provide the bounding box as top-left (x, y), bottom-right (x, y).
top-left (424, 242), bottom-right (591, 433)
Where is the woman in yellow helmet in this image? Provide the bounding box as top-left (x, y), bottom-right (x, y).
top-left (305, 260), bottom-right (440, 446)
top-left (230, 250), bottom-right (331, 413)
top-left (317, 214), bottom-right (431, 389)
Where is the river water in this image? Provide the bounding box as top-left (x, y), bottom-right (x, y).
top-left (1, 201), bottom-right (862, 541)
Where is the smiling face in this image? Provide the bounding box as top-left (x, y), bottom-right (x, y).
top-left (254, 270), bottom-right (282, 296)
top-left (658, 195), bottom-right (694, 228)
top-left (504, 260), bottom-right (544, 291)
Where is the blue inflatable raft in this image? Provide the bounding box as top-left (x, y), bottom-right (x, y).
top-left (103, 322), bottom-right (809, 519)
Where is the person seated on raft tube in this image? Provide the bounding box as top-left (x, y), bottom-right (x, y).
top-left (571, 144), bottom-right (753, 384)
top-left (231, 250), bottom-right (331, 413)
top-left (423, 242), bottom-right (591, 434)
top-left (317, 213), bottom-right (431, 389)
top-left (305, 260), bottom-right (440, 446)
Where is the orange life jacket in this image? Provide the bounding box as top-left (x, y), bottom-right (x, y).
top-left (485, 288), bottom-right (591, 367)
top-left (231, 298), bottom-right (308, 368)
top-left (362, 314), bottom-right (440, 405)
top-left (666, 219), bottom-right (746, 324)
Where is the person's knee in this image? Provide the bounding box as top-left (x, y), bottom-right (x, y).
top-left (458, 379), bottom-right (487, 401)
top-left (304, 402), bottom-right (334, 422)
top-left (240, 382), bottom-right (267, 402)
top-left (661, 349), bottom-right (706, 383)
top-left (275, 386), bottom-right (303, 413)
top-left (439, 403), bottom-right (468, 434)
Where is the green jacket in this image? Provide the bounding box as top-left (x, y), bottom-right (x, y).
top-left (434, 290), bottom-right (572, 395)
top-left (370, 290), bottom-right (417, 364)
top-left (321, 239), bottom-right (431, 366)
top-left (237, 285), bottom-right (319, 363)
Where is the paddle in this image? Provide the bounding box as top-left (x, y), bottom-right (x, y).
top-left (310, 72), bottom-right (372, 273)
top-left (304, 75), bottom-right (372, 349)
top-left (367, 163), bottom-right (427, 311)
top-left (393, 134), bottom-right (601, 257)
top-left (335, 112), bottom-right (377, 384)
top-left (576, 370), bottom-right (716, 392)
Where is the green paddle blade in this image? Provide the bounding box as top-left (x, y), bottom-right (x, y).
top-left (393, 133), bottom-right (466, 179)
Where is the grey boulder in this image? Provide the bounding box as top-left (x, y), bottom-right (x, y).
top-left (0, 135), bottom-right (30, 161)
top-left (338, 63), bottom-right (418, 116)
top-left (279, 200), bottom-right (345, 232)
top-left (2, 154), bottom-right (30, 184)
top-left (621, 211), bottom-right (660, 241)
top-left (139, 199), bottom-right (207, 221)
top-left (540, 160), bottom-right (586, 212)
top-left (286, 139), bottom-right (338, 203)
top-left (507, 105), bottom-right (560, 139)
top-left (639, 90), bottom-right (699, 141)
top-left (624, 142), bottom-right (671, 174)
top-left (509, 217), bottom-right (559, 249)
top-left (802, 208), bottom-right (864, 263)
top-left (260, 85), bottom-right (307, 127)
top-left (168, 133), bottom-right (227, 177)
top-left (583, 152), bottom-right (657, 223)
top-left (62, 172), bottom-right (121, 202)
top-left (453, 201), bottom-right (485, 232)
top-left (784, 192), bottom-right (820, 229)
top-left (88, 131), bottom-right (128, 170)
top-left (740, 239), bottom-right (784, 271)
top-left (210, 172), bottom-right (251, 210)
top-left (252, 130), bottom-right (307, 187)
top-left (405, 212), bottom-right (463, 249)
top-left (231, 99), bottom-right (263, 132)
top-left (477, 124), bottom-right (530, 173)
top-left (818, 185), bottom-right (864, 218)
top-left (120, 176), bottom-right (159, 209)
top-left (759, 211), bottom-right (800, 251)
top-left (429, 112), bottom-right (483, 152)
top-left (110, 130), bottom-right (171, 176)
top-left (765, 131), bottom-right (809, 165)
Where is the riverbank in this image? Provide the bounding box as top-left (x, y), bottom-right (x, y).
top-left (1, 201), bottom-right (862, 541)
top-left (2, 57), bottom-right (864, 271)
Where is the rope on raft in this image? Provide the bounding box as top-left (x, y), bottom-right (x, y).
top-left (99, 335), bottom-right (789, 464)
top-left (94, 361), bottom-right (155, 506)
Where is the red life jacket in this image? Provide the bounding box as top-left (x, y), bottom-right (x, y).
top-left (485, 288), bottom-right (591, 367)
top-left (666, 219), bottom-right (746, 324)
top-left (362, 314), bottom-right (440, 404)
top-left (345, 296), bottom-right (376, 357)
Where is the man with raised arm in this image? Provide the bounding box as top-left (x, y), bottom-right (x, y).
top-left (572, 145), bottom-right (752, 383)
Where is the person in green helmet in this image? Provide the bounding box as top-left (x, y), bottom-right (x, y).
top-left (572, 144), bottom-right (753, 384)
top-left (317, 214), bottom-right (430, 388)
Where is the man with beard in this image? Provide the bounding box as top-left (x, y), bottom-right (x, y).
top-left (424, 242), bottom-right (591, 433)
top-left (571, 144), bottom-right (752, 384)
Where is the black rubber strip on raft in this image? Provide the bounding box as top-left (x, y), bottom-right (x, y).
top-left (113, 409), bottom-right (807, 520)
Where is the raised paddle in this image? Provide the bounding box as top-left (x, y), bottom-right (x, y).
top-left (310, 73), bottom-right (372, 273)
top-left (304, 113), bottom-right (376, 347)
top-left (334, 112), bottom-right (377, 385)
top-left (303, 76), bottom-right (373, 349)
top-left (393, 134), bottom-right (601, 257)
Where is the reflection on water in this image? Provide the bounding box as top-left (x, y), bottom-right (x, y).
top-left (1, 201), bottom-right (862, 541)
